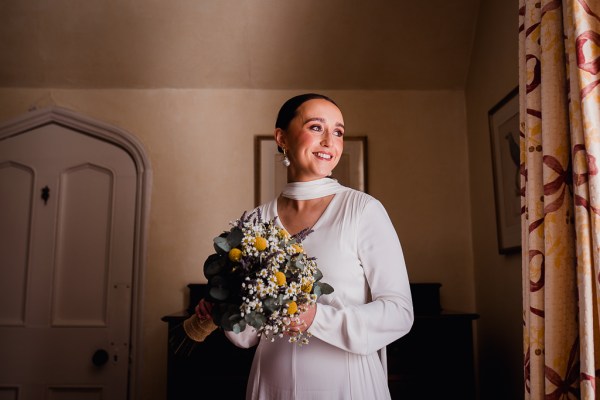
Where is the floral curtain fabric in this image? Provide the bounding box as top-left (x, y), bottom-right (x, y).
top-left (520, 0), bottom-right (600, 398)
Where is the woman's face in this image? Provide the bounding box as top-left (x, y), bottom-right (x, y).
top-left (276, 99), bottom-right (345, 182)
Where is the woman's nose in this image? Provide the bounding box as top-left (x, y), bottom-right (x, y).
top-left (321, 131), bottom-right (333, 146)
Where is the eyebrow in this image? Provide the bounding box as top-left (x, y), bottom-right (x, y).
top-left (303, 117), bottom-right (345, 129)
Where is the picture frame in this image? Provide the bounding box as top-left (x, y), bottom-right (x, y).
top-left (488, 87), bottom-right (521, 254)
top-left (254, 136), bottom-right (368, 206)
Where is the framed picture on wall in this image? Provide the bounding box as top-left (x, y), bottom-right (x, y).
top-left (488, 87), bottom-right (521, 254)
top-left (254, 136), bottom-right (368, 206)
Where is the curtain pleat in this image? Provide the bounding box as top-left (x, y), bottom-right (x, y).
top-left (520, 0), bottom-right (600, 399)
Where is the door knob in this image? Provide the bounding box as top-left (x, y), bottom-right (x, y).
top-left (92, 349), bottom-right (109, 366)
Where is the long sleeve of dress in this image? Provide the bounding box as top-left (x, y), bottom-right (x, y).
top-left (309, 199), bottom-right (414, 355)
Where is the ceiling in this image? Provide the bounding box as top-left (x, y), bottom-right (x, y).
top-left (0, 0), bottom-right (480, 90)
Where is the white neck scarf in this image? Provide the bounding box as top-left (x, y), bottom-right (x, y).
top-left (281, 178), bottom-right (346, 200)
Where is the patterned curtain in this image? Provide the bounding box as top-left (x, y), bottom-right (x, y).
top-left (520, 0), bottom-right (600, 399)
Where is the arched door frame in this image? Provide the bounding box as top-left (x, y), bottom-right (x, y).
top-left (0, 107), bottom-right (152, 400)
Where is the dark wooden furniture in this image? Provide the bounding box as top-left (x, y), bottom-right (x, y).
top-left (387, 283), bottom-right (479, 399)
top-left (162, 283), bottom-right (478, 400)
top-left (162, 284), bottom-right (255, 399)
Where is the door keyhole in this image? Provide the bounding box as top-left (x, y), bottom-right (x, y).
top-left (41, 186), bottom-right (50, 205)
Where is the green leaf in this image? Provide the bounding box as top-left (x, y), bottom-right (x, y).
top-left (213, 236), bottom-right (231, 253)
top-left (292, 258), bottom-right (305, 271)
top-left (232, 319), bottom-right (246, 334)
top-left (210, 275), bottom-right (227, 286)
top-left (209, 286), bottom-right (229, 301)
top-left (227, 227), bottom-right (244, 248)
top-left (263, 297), bottom-right (278, 312)
top-left (322, 283), bottom-right (334, 294)
top-left (313, 285), bottom-right (321, 297)
top-left (314, 282), bottom-right (334, 296)
top-left (220, 311), bottom-right (234, 331)
top-left (245, 312), bottom-right (267, 329)
top-left (229, 313), bottom-right (242, 321)
top-left (227, 313), bottom-right (243, 329)
top-left (232, 323), bottom-right (241, 334)
top-left (203, 254), bottom-right (225, 278)
top-left (313, 268), bottom-right (323, 282)
top-left (234, 318), bottom-right (246, 333)
top-left (254, 313), bottom-right (267, 327)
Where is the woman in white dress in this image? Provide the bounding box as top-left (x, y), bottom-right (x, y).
top-left (197, 93), bottom-right (414, 399)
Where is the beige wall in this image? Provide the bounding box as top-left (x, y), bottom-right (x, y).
top-left (465, 0), bottom-right (522, 398)
top-left (0, 88), bottom-right (474, 399)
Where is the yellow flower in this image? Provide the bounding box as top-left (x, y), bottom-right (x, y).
top-left (292, 244), bottom-right (303, 254)
top-left (301, 283), bottom-right (313, 293)
top-left (287, 301), bottom-right (298, 315)
top-left (228, 248), bottom-right (242, 262)
top-left (254, 236), bottom-right (268, 251)
top-left (274, 271), bottom-right (286, 286)
top-left (279, 229), bottom-right (290, 239)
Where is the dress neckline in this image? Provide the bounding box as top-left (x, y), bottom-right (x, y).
top-left (275, 193), bottom-right (338, 236)
top-left (281, 178), bottom-right (346, 200)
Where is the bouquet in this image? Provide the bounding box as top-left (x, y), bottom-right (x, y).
top-left (179, 209), bottom-right (333, 350)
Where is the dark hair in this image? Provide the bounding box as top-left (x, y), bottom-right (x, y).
top-left (275, 93), bottom-right (338, 130)
top-left (275, 93), bottom-right (339, 153)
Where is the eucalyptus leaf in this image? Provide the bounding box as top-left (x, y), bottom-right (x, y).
top-left (314, 282), bottom-right (334, 297)
top-left (227, 227), bottom-right (244, 248)
top-left (226, 303), bottom-right (239, 315)
top-left (313, 285), bottom-right (321, 297)
top-left (232, 323), bottom-right (241, 334)
top-left (203, 254), bottom-right (225, 278)
top-left (232, 319), bottom-right (247, 334)
top-left (220, 312), bottom-right (234, 331)
top-left (228, 313), bottom-right (243, 326)
top-left (313, 268), bottom-right (323, 282)
top-left (209, 286), bottom-right (230, 301)
top-left (319, 282), bottom-right (334, 294)
top-left (263, 297), bottom-right (278, 312)
top-left (246, 312), bottom-right (267, 329)
top-left (210, 275), bottom-right (227, 287)
top-left (292, 258), bottom-right (305, 271)
top-left (253, 313), bottom-right (267, 328)
top-left (213, 236), bottom-right (231, 253)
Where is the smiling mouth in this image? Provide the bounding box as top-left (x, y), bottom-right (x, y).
top-left (314, 152), bottom-right (333, 160)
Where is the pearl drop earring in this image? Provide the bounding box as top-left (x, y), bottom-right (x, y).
top-left (282, 148), bottom-right (291, 167)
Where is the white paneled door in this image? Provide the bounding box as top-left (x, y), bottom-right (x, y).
top-left (0, 122), bottom-right (136, 400)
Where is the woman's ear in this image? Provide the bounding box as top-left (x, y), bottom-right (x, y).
top-left (274, 128), bottom-right (286, 149)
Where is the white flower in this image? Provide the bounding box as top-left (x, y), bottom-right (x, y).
top-left (258, 269), bottom-right (269, 278)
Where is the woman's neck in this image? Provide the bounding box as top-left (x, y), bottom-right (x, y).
top-left (278, 194), bottom-right (331, 211)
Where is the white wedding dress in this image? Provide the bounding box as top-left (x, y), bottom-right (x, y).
top-left (225, 180), bottom-right (413, 399)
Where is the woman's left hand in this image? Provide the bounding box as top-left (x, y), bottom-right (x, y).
top-left (287, 303), bottom-right (317, 336)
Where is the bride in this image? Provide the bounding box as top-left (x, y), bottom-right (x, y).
top-left (197, 93), bottom-right (414, 399)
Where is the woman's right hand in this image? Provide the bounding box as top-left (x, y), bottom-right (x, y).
top-left (195, 299), bottom-right (213, 321)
